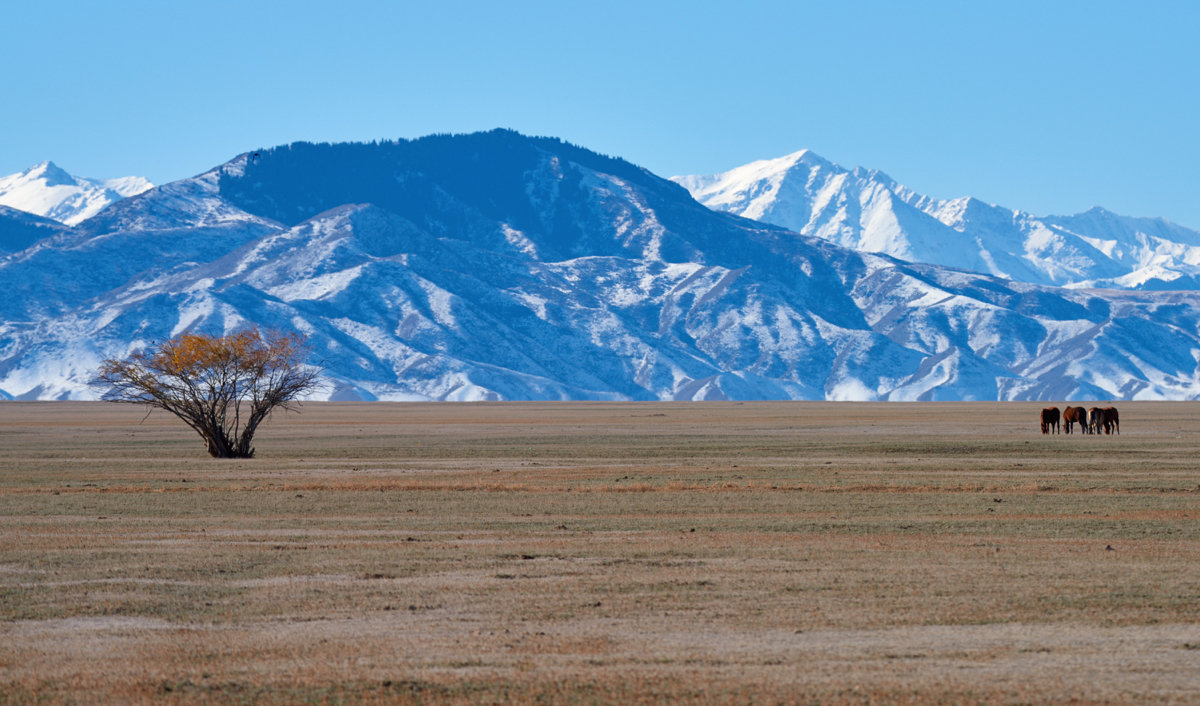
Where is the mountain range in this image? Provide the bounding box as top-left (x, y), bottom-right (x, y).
top-left (2, 131), bottom-right (1200, 401)
top-left (673, 150), bottom-right (1200, 290)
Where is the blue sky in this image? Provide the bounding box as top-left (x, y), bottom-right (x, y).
top-left (3, 1), bottom-right (1197, 227)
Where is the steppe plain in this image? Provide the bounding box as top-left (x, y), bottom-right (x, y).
top-left (1, 400), bottom-right (1198, 704)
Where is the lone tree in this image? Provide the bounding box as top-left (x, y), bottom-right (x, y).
top-left (96, 329), bottom-right (322, 458)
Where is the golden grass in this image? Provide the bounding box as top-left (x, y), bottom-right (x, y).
top-left (2, 401), bottom-right (1200, 704)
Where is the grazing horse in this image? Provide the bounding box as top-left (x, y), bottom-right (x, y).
top-left (1103, 406), bottom-right (1120, 435)
top-left (1040, 406), bottom-right (1060, 434)
top-left (1089, 407), bottom-right (1108, 435)
top-left (1074, 406), bottom-right (1092, 434)
top-left (1062, 406), bottom-right (1087, 434)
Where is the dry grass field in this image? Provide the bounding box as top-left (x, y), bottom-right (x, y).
top-left (1, 400), bottom-right (1199, 704)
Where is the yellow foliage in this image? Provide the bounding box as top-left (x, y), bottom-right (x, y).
top-left (150, 328), bottom-right (306, 375)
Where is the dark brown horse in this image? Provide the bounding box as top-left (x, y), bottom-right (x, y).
top-left (1089, 407), bottom-right (1107, 435)
top-left (1063, 406), bottom-right (1088, 434)
top-left (1103, 406), bottom-right (1120, 435)
top-left (1075, 406), bottom-right (1092, 434)
top-left (1040, 407), bottom-right (1060, 434)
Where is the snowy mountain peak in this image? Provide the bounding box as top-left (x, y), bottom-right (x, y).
top-left (0, 162), bottom-right (153, 226)
top-left (672, 149), bottom-right (825, 194)
top-left (26, 161), bottom-right (76, 187)
top-left (749, 148), bottom-right (826, 173)
top-left (677, 151), bottom-right (1200, 291)
top-left (103, 174), bottom-right (156, 198)
top-left (669, 148), bottom-right (847, 230)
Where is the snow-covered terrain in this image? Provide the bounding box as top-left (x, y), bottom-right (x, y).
top-left (674, 151), bottom-right (1200, 290)
top-left (2, 131), bottom-right (1199, 401)
top-left (0, 162), bottom-right (152, 226)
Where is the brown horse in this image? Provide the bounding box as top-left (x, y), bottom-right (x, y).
top-left (1075, 406), bottom-right (1092, 434)
top-left (1040, 407), bottom-right (1060, 434)
top-left (1103, 406), bottom-right (1120, 435)
top-left (1062, 406), bottom-right (1088, 434)
top-left (1089, 407), bottom-right (1107, 435)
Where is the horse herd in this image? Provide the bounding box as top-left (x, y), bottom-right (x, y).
top-left (1040, 406), bottom-right (1119, 435)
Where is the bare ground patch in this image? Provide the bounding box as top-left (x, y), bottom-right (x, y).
top-left (2, 401), bottom-right (1200, 703)
top-left (4, 616), bottom-right (1199, 704)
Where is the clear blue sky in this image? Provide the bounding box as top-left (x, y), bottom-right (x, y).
top-left (3, 1), bottom-right (1197, 227)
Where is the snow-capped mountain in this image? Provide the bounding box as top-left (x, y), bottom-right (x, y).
top-left (673, 151), bottom-right (1200, 290)
top-left (2, 130), bottom-right (1199, 401)
top-left (0, 161), bottom-right (153, 226)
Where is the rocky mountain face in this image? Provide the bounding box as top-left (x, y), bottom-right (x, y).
top-left (2, 131), bottom-right (1198, 401)
top-left (674, 150), bottom-right (1200, 290)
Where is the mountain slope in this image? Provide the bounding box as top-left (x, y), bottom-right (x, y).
top-left (674, 152), bottom-right (1200, 290)
top-left (0, 162), bottom-right (153, 226)
top-left (0, 206), bottom-right (67, 255)
top-left (3, 131), bottom-right (1200, 401)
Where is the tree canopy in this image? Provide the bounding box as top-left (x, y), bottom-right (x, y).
top-left (96, 329), bottom-right (322, 458)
